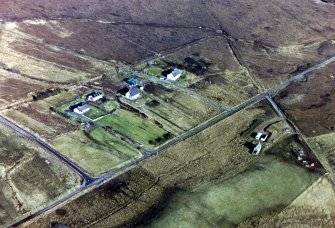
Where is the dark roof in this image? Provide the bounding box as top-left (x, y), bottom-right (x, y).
top-left (171, 68), bottom-right (182, 77)
top-left (70, 102), bottom-right (83, 110)
top-left (76, 104), bottom-right (90, 112)
top-left (87, 91), bottom-right (102, 98)
top-left (70, 102), bottom-right (89, 111)
top-left (125, 78), bottom-right (140, 86)
top-left (128, 87), bottom-right (140, 96)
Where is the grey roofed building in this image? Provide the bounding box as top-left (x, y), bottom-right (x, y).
top-left (125, 87), bottom-right (141, 100)
top-left (87, 91), bottom-right (102, 97)
top-left (77, 104), bottom-right (90, 112)
top-left (148, 60), bottom-right (157, 65)
top-left (87, 91), bottom-right (103, 102)
top-left (167, 68), bottom-right (182, 81)
top-left (253, 142), bottom-right (262, 155)
top-left (172, 68), bottom-right (182, 76)
top-left (74, 103), bottom-right (90, 114)
top-left (129, 87), bottom-right (140, 96)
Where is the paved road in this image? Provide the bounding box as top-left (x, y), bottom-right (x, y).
top-left (0, 116), bottom-right (96, 186)
top-left (265, 95), bottom-right (286, 119)
top-left (268, 56), bottom-right (335, 95)
top-left (7, 55), bottom-right (335, 227)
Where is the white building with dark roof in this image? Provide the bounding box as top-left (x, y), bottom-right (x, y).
top-left (253, 142), bottom-right (262, 155)
top-left (167, 68), bottom-right (182, 81)
top-left (125, 87), bottom-right (141, 100)
top-left (74, 104), bottom-right (90, 114)
top-left (87, 91), bottom-right (103, 102)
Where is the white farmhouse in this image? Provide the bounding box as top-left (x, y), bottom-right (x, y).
top-left (166, 68), bottom-right (182, 81)
top-left (74, 104), bottom-right (90, 114)
top-left (253, 142), bottom-right (262, 155)
top-left (87, 91), bottom-right (103, 102)
top-left (125, 87), bottom-right (141, 100)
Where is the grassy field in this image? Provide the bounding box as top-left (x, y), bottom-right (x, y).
top-left (10, 155), bottom-right (79, 212)
top-left (149, 153), bottom-right (319, 227)
top-left (146, 66), bottom-right (163, 77)
top-left (49, 128), bottom-right (142, 176)
top-left (83, 105), bottom-right (107, 120)
top-left (0, 123), bottom-right (80, 227)
top-left (43, 89), bottom-right (87, 108)
top-left (125, 86), bottom-right (221, 135)
top-left (99, 99), bottom-right (118, 112)
top-left (266, 176), bottom-right (335, 227)
top-left (97, 109), bottom-right (169, 149)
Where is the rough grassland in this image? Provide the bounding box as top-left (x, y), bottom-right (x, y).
top-left (274, 63), bottom-right (335, 137)
top-left (265, 177), bottom-right (335, 227)
top-left (308, 132), bottom-right (335, 182)
top-left (0, 69), bottom-right (46, 106)
top-left (0, 22), bottom-right (118, 83)
top-left (49, 128), bottom-right (142, 176)
top-left (0, 88), bottom-right (87, 140)
top-left (162, 36), bottom-right (261, 106)
top-left (0, 124), bottom-right (80, 227)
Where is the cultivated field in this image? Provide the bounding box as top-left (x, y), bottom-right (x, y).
top-left (49, 88), bottom-right (174, 150)
top-left (96, 109), bottom-right (169, 150)
top-left (0, 123), bottom-right (80, 227)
